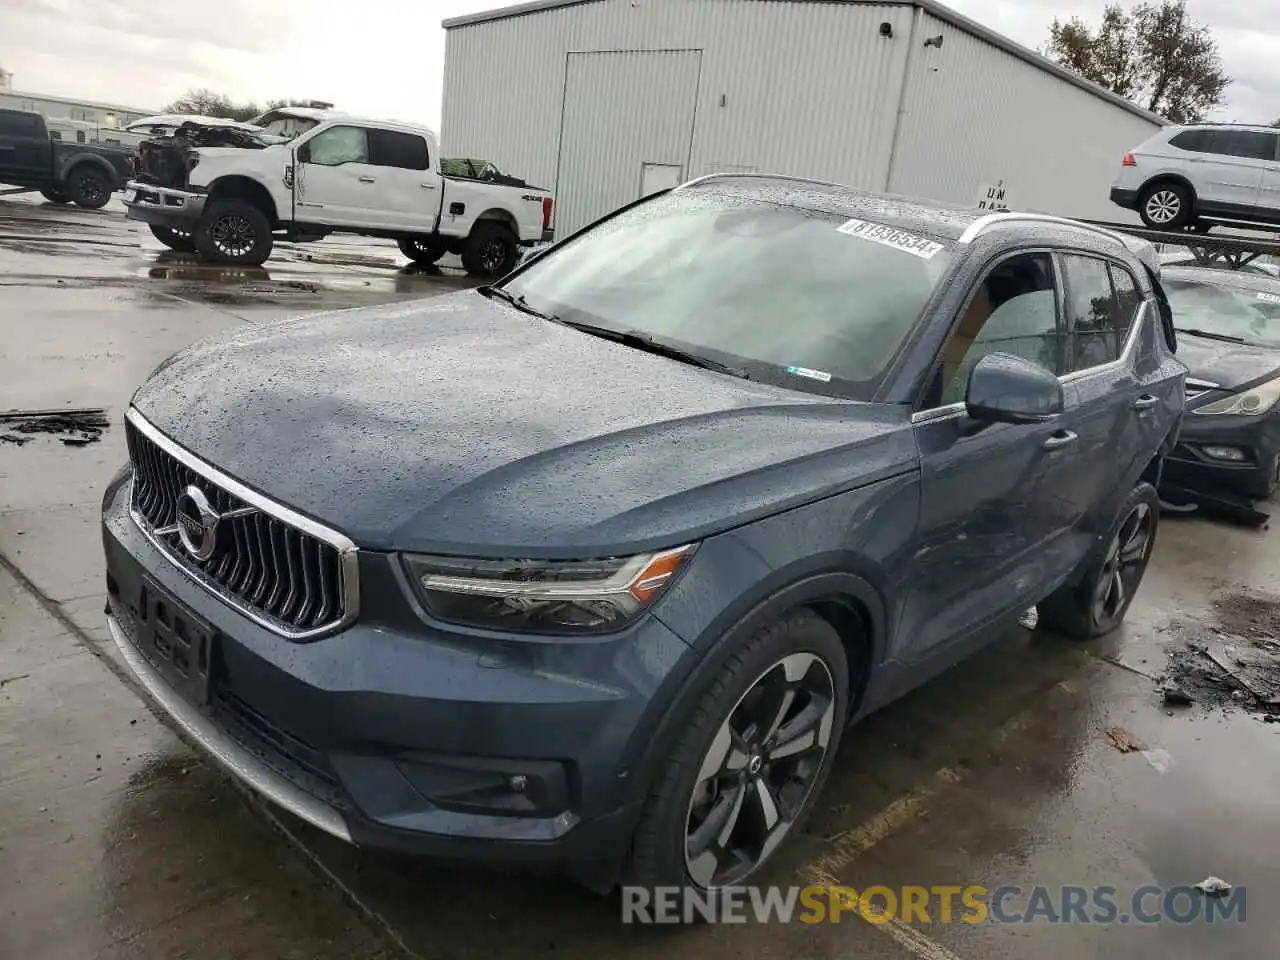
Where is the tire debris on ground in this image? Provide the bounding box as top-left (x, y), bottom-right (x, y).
top-left (0, 407), bottom-right (108, 446)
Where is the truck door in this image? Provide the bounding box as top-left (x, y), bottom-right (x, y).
top-left (293, 124), bottom-right (382, 228)
top-left (367, 128), bottom-right (440, 233)
top-left (0, 110), bottom-right (52, 185)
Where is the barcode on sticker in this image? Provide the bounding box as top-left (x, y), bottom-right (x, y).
top-left (836, 219), bottom-right (944, 260)
top-left (787, 366), bottom-right (832, 383)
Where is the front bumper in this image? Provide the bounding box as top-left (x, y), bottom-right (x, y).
top-left (1162, 409), bottom-right (1280, 500)
top-left (1110, 187), bottom-right (1140, 211)
top-left (102, 474), bottom-right (688, 868)
top-left (122, 180), bottom-right (205, 231)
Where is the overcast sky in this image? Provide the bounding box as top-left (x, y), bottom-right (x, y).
top-left (1, 0), bottom-right (1274, 130)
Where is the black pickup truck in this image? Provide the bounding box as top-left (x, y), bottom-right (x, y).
top-left (0, 108), bottom-right (134, 209)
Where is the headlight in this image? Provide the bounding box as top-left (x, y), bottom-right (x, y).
top-left (1193, 376), bottom-right (1280, 416)
top-left (402, 545), bottom-right (695, 634)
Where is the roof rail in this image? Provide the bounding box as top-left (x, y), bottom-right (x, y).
top-left (958, 212), bottom-right (1133, 246)
top-left (674, 171), bottom-right (861, 193)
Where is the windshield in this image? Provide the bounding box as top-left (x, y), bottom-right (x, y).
top-left (501, 191), bottom-right (953, 398)
top-left (253, 114), bottom-right (320, 141)
top-left (1164, 278), bottom-right (1280, 348)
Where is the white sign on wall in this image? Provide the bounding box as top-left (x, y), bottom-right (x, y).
top-left (977, 180), bottom-right (1014, 212)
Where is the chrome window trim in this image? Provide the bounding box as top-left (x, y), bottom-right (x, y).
top-left (125, 406), bottom-right (360, 640)
top-left (911, 300), bottom-right (1151, 424)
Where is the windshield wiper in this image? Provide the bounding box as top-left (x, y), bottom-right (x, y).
top-left (557, 320), bottom-right (750, 379)
top-left (1175, 327), bottom-right (1247, 344)
top-left (480, 285), bottom-right (558, 322)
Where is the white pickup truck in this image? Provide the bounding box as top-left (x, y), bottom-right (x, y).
top-left (121, 107), bottom-right (554, 276)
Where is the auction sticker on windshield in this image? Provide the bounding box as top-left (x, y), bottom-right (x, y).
top-left (836, 219), bottom-right (944, 260)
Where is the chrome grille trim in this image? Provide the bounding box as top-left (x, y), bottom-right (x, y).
top-left (124, 407), bottom-right (359, 640)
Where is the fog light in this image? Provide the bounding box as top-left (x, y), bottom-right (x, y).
top-left (507, 774), bottom-right (528, 794)
top-left (1202, 445), bottom-right (1246, 462)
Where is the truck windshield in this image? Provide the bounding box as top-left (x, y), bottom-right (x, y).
top-left (500, 190), bottom-right (952, 398)
top-left (1164, 278), bottom-right (1280, 348)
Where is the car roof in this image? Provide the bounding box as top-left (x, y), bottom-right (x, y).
top-left (1162, 265), bottom-right (1280, 293)
top-left (1168, 122), bottom-right (1279, 135)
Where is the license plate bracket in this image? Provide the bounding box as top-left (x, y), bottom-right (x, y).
top-left (135, 579), bottom-right (218, 708)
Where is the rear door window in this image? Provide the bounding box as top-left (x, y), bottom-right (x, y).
top-left (1207, 130), bottom-right (1278, 161)
top-left (1062, 254), bottom-right (1125, 372)
top-left (369, 129), bottom-right (430, 171)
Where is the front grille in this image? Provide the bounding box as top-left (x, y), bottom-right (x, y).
top-left (125, 413), bottom-right (353, 638)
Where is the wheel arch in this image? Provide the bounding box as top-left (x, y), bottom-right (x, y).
top-left (206, 175), bottom-right (280, 226)
top-left (57, 153), bottom-right (116, 185)
top-left (471, 207), bottom-right (518, 235)
top-left (619, 569), bottom-right (885, 809)
top-left (1139, 174), bottom-right (1198, 205)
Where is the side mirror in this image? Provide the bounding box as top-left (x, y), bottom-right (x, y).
top-left (965, 353), bottom-right (1063, 424)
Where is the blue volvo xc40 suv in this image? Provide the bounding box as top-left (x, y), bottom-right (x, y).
top-left (103, 175), bottom-right (1185, 894)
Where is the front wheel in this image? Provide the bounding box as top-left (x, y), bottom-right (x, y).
top-left (628, 610), bottom-right (848, 891)
top-left (1039, 482), bottom-right (1160, 639)
top-left (67, 165), bottom-right (112, 209)
top-left (460, 223), bottom-right (519, 277)
top-left (194, 199), bottom-right (273, 266)
top-left (149, 224), bottom-right (196, 252)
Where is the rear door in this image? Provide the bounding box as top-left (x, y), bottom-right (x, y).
top-left (0, 110), bottom-right (51, 184)
top-left (1189, 129), bottom-right (1275, 212)
top-left (367, 128), bottom-right (440, 233)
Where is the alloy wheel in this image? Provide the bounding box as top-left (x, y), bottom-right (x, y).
top-left (209, 214), bottom-right (256, 258)
top-left (480, 238), bottom-right (506, 273)
top-left (1144, 191), bottom-right (1181, 225)
top-left (684, 651), bottom-right (837, 889)
top-left (1092, 502), bottom-right (1154, 625)
top-left (78, 173), bottom-right (106, 205)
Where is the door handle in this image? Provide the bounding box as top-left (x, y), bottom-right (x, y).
top-left (1043, 430), bottom-right (1078, 451)
top-left (358, 175), bottom-right (376, 183)
top-left (420, 183), bottom-right (436, 189)
top-left (1133, 395), bottom-right (1158, 412)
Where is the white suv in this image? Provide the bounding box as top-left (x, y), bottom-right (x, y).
top-left (1110, 124), bottom-right (1280, 232)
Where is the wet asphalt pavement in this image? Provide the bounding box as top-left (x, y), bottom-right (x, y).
top-left (3, 194), bottom-right (1280, 960)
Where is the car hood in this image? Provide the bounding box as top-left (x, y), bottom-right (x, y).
top-left (130, 292), bottom-right (916, 556)
top-left (1176, 334), bottom-right (1280, 391)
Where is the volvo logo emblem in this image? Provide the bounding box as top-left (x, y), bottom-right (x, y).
top-left (175, 485), bottom-right (221, 561)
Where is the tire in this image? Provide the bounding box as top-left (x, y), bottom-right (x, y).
top-left (1139, 182), bottom-right (1192, 230)
top-left (66, 165), bottom-right (112, 209)
top-left (398, 236), bottom-right (446, 265)
top-left (460, 222), bottom-right (519, 277)
top-left (149, 224), bottom-right (196, 252)
top-left (40, 187), bottom-right (70, 204)
top-left (1038, 482), bottom-right (1160, 639)
top-left (628, 609), bottom-right (849, 892)
top-left (194, 198), bottom-right (273, 266)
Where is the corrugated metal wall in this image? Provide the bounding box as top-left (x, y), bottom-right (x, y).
top-left (887, 11), bottom-right (1160, 221)
top-left (441, 0), bottom-right (1161, 233)
top-left (442, 0), bottom-right (914, 234)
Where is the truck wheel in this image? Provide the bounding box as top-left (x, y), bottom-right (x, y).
top-left (398, 237), bottom-right (446, 265)
top-left (149, 225), bottom-right (196, 253)
top-left (1038, 482), bottom-right (1159, 639)
top-left (40, 187), bottom-right (71, 205)
top-left (1139, 182), bottom-right (1192, 229)
top-left (628, 610), bottom-right (848, 891)
top-left (194, 199), bottom-right (273, 266)
top-left (67, 166), bottom-right (112, 209)
top-left (461, 223), bottom-right (519, 277)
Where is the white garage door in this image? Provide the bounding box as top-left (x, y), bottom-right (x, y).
top-left (555, 49), bottom-right (702, 236)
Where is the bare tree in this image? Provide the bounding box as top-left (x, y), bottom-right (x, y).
top-left (1046, 1), bottom-right (1230, 123)
top-left (162, 89), bottom-right (264, 122)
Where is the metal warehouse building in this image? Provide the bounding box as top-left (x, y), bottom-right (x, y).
top-left (441, 0), bottom-right (1164, 236)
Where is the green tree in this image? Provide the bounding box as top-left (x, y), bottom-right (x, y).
top-left (1046, 1), bottom-right (1230, 123)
